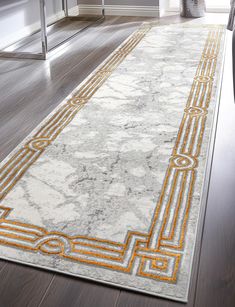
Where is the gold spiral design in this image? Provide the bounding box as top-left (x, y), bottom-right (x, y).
top-left (170, 154), bottom-right (198, 170)
top-left (184, 106), bottom-right (207, 117)
top-left (68, 97), bottom-right (88, 107)
top-left (38, 236), bottom-right (71, 255)
top-left (26, 138), bottom-right (51, 151)
top-left (194, 75), bottom-right (213, 83)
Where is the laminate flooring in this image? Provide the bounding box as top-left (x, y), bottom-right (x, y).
top-left (0, 13), bottom-right (234, 307)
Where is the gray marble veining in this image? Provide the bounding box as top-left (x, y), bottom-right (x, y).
top-left (0, 23), bottom-right (225, 302)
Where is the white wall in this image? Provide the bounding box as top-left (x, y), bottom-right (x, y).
top-left (168, 0), bottom-right (230, 11)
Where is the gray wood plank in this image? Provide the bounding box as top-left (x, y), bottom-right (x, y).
top-left (0, 260), bottom-right (7, 272)
top-left (116, 291), bottom-right (179, 307)
top-left (0, 262), bottom-right (54, 307)
top-left (40, 275), bottom-right (120, 307)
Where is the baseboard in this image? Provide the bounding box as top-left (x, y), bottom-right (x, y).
top-left (0, 6), bottom-right (79, 50)
top-left (78, 5), bottom-right (160, 18)
top-left (206, 7), bottom-right (230, 13)
top-left (167, 7), bottom-right (230, 13)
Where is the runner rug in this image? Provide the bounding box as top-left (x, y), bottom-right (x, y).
top-left (0, 23), bottom-right (225, 302)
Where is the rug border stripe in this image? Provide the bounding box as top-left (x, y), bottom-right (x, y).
top-left (0, 23), bottom-right (226, 302)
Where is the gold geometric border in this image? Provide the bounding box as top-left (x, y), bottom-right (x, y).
top-left (0, 24), bottom-right (224, 283)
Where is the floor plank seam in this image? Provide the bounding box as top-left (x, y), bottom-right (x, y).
top-left (0, 262), bottom-right (7, 275)
top-left (113, 289), bottom-right (122, 307)
top-left (37, 274), bottom-right (56, 307)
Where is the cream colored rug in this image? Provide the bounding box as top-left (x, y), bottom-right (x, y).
top-left (0, 23), bottom-right (225, 302)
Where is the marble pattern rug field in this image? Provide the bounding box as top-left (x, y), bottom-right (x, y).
top-left (0, 23), bottom-right (225, 302)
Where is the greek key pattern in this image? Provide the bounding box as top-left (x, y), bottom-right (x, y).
top-left (0, 25), bottom-right (223, 283)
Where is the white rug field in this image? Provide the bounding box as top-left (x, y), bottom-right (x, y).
top-left (0, 23), bottom-right (225, 302)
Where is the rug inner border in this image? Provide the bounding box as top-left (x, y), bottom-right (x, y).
top-left (0, 23), bottom-right (224, 285)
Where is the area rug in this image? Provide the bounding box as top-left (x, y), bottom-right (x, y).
top-left (0, 23), bottom-right (226, 302)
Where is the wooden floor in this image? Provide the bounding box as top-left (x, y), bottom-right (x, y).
top-left (0, 14), bottom-right (234, 307)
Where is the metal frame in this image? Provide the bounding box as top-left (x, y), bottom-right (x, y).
top-left (227, 1), bottom-right (235, 101)
top-left (0, 0), bottom-right (105, 60)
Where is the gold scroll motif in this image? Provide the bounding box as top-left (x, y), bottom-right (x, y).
top-left (0, 25), bottom-right (223, 283)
